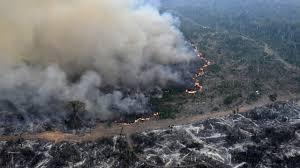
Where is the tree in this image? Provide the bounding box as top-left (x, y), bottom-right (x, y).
top-left (269, 94), bottom-right (278, 102)
top-left (65, 101), bottom-right (86, 130)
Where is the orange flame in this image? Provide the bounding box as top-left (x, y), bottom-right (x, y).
top-left (122, 112), bottom-right (160, 126)
top-left (134, 117), bottom-right (150, 123)
top-left (186, 42), bottom-right (210, 95)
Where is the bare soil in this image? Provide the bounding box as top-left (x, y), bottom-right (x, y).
top-left (0, 94), bottom-right (299, 143)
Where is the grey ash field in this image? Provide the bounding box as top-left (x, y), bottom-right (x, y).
top-left (0, 101), bottom-right (299, 168)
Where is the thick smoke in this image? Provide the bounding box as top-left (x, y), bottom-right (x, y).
top-left (0, 0), bottom-right (193, 119)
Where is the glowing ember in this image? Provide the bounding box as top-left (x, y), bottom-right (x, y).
top-left (121, 112), bottom-right (160, 125)
top-left (134, 117), bottom-right (150, 123)
top-left (186, 90), bottom-right (197, 95)
top-left (153, 112), bottom-right (159, 116)
top-left (186, 42), bottom-right (210, 95)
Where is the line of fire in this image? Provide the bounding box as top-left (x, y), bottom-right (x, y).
top-left (185, 43), bottom-right (211, 95)
top-left (120, 42), bottom-right (211, 125)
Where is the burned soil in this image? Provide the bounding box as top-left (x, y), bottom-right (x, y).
top-left (0, 101), bottom-right (299, 168)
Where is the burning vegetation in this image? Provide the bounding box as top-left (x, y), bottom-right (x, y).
top-left (186, 42), bottom-right (211, 95)
top-left (0, 0), bottom-right (205, 133)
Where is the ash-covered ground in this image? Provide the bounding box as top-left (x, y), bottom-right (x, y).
top-left (0, 59), bottom-right (202, 136)
top-left (0, 101), bottom-right (299, 168)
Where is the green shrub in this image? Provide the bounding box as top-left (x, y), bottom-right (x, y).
top-left (150, 97), bottom-right (178, 119)
top-left (158, 105), bottom-right (177, 119)
top-left (105, 122), bottom-right (112, 128)
top-left (208, 64), bottom-right (221, 73)
top-left (269, 94), bottom-right (278, 102)
top-left (248, 92), bottom-right (260, 102)
top-left (217, 80), bottom-right (243, 95)
top-left (294, 76), bottom-right (300, 83)
top-left (223, 93), bottom-right (242, 105)
top-left (251, 79), bottom-right (263, 91)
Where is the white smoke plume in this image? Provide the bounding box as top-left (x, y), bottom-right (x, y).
top-left (0, 0), bottom-right (193, 119)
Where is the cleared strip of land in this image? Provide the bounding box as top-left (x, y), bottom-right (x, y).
top-left (0, 95), bottom-right (299, 143)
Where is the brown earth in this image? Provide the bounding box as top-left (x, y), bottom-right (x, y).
top-left (0, 94), bottom-right (299, 143)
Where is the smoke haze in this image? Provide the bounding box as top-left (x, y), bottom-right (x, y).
top-left (0, 0), bottom-right (192, 119)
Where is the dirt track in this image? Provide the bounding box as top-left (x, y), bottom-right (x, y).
top-left (0, 31), bottom-right (296, 143)
top-left (0, 95), bottom-right (299, 143)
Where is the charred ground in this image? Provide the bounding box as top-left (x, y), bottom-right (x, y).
top-left (0, 101), bottom-right (299, 167)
